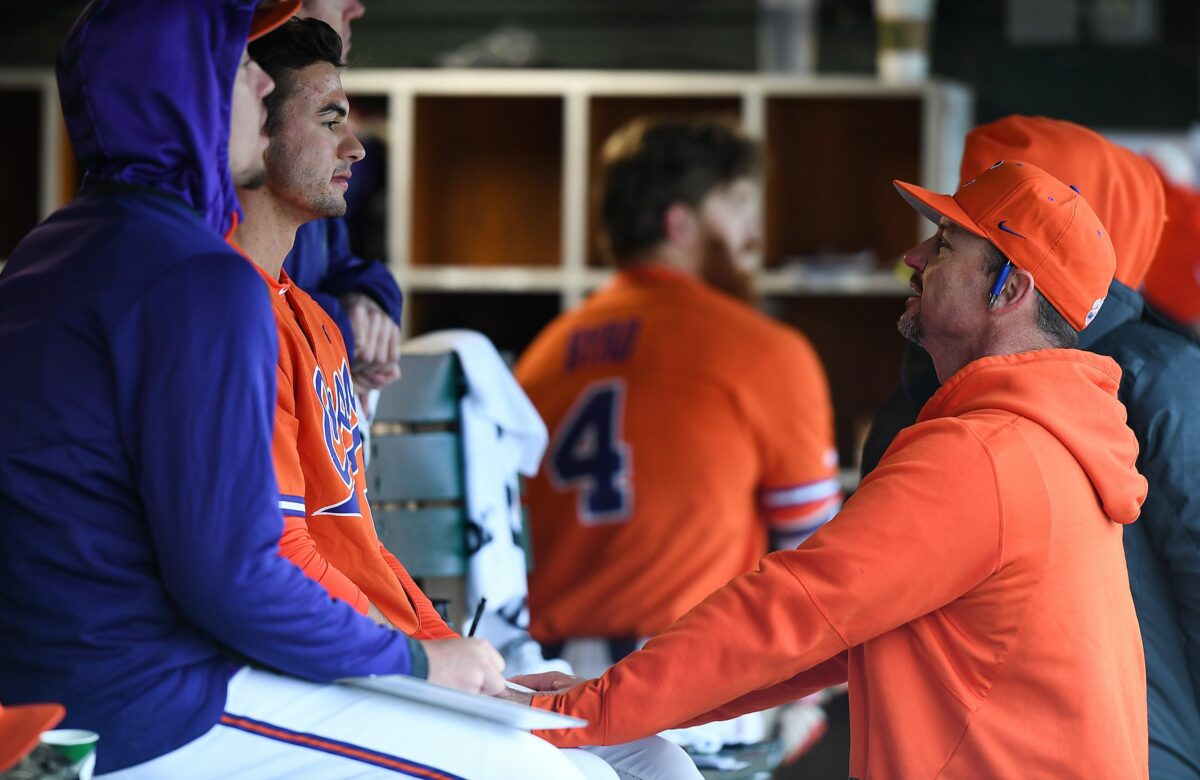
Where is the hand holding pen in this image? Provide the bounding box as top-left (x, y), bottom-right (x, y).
top-left (467, 597), bottom-right (487, 638)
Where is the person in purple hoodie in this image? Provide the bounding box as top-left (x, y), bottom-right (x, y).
top-left (0, 2), bottom-right (590, 777)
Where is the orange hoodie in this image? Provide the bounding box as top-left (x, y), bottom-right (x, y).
top-left (533, 349), bottom-right (1148, 778)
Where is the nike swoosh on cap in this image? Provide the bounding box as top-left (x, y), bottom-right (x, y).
top-left (997, 221), bottom-right (1027, 239)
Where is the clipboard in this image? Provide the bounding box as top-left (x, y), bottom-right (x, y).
top-left (337, 675), bottom-right (588, 731)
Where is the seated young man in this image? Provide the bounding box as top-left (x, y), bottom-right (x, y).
top-left (234, 18), bottom-right (700, 779)
top-left (231, 19), bottom-right (449, 638)
top-left (286, 0), bottom-right (404, 397)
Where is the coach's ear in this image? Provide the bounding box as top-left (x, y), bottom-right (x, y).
top-left (990, 267), bottom-right (1036, 315)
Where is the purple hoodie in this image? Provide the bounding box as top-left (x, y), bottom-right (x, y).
top-left (0, 1), bottom-right (418, 771)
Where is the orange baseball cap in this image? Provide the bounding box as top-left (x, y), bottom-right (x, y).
top-left (250, 0), bottom-right (300, 41)
top-left (0, 701), bottom-right (65, 772)
top-left (894, 160), bottom-right (1117, 331)
top-left (960, 115), bottom-right (1165, 289)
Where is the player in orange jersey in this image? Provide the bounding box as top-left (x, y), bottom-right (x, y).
top-left (235, 18), bottom-right (459, 647)
top-left (517, 119), bottom-right (841, 660)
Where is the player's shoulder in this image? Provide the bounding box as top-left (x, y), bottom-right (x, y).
top-left (1117, 321), bottom-right (1200, 416)
top-left (515, 302), bottom-right (595, 384)
top-left (80, 191), bottom-right (257, 293)
top-left (686, 285), bottom-right (819, 361)
top-left (882, 415), bottom-right (994, 477)
top-left (283, 276), bottom-right (336, 328)
top-left (280, 275), bottom-right (353, 364)
top-left (1086, 313), bottom-right (1200, 411)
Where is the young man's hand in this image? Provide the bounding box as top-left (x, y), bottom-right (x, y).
top-left (420, 638), bottom-right (506, 695)
top-left (341, 292), bottom-right (401, 392)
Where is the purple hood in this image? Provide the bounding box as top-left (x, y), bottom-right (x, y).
top-left (56, 0), bottom-right (258, 235)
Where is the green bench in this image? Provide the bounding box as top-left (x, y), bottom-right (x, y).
top-left (367, 352), bottom-right (470, 579)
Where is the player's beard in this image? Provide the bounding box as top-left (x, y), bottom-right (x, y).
top-left (312, 165), bottom-right (353, 218)
top-left (897, 304), bottom-right (924, 345)
top-left (311, 191), bottom-right (348, 218)
top-left (699, 233), bottom-right (756, 306)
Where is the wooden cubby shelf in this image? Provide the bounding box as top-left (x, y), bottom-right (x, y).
top-left (349, 72), bottom-right (968, 471)
top-left (331, 69), bottom-right (971, 312)
top-left (3, 67), bottom-right (972, 469)
top-left (411, 95), bottom-right (564, 268)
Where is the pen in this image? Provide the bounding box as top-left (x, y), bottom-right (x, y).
top-left (467, 597), bottom-right (487, 638)
top-left (987, 260), bottom-right (1013, 308)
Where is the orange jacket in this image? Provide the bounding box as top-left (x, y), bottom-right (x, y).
top-left (533, 349), bottom-right (1148, 778)
top-left (249, 260), bottom-right (455, 641)
top-left (517, 266), bottom-right (839, 640)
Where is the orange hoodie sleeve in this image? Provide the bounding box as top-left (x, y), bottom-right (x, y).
top-left (531, 419), bottom-right (1003, 747)
top-left (273, 369), bottom-right (370, 615)
top-left (674, 653), bottom-right (849, 729)
top-left (378, 545), bottom-right (459, 640)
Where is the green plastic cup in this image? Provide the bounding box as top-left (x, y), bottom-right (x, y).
top-left (39, 729), bottom-right (98, 780)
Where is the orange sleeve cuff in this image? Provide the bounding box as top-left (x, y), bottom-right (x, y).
top-left (531, 691), bottom-right (593, 747)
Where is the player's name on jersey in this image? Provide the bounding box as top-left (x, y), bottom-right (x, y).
top-left (565, 319), bottom-right (642, 373)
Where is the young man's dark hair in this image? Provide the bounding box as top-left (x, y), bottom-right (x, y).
top-left (599, 118), bottom-right (759, 265)
top-left (249, 17), bottom-right (344, 132)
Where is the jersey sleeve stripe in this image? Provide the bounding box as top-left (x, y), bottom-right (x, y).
top-left (769, 496), bottom-right (842, 533)
top-left (279, 497), bottom-right (307, 518)
top-left (759, 477), bottom-right (841, 508)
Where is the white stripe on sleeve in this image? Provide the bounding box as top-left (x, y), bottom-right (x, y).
top-left (760, 477), bottom-right (841, 508)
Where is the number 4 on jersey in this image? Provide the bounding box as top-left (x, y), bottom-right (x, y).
top-left (547, 380), bottom-right (632, 524)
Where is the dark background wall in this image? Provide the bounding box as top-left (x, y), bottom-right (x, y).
top-left (818, 0), bottom-right (1200, 129)
top-left (2, 1), bottom-right (761, 71)
top-left (4, 0), bottom-right (1197, 129)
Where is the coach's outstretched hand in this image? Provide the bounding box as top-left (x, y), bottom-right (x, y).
top-left (507, 671), bottom-right (584, 693)
top-left (492, 672), bottom-right (584, 706)
top-left (421, 638), bottom-right (507, 695)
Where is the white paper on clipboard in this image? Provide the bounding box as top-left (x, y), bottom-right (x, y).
top-left (337, 675), bottom-right (588, 731)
